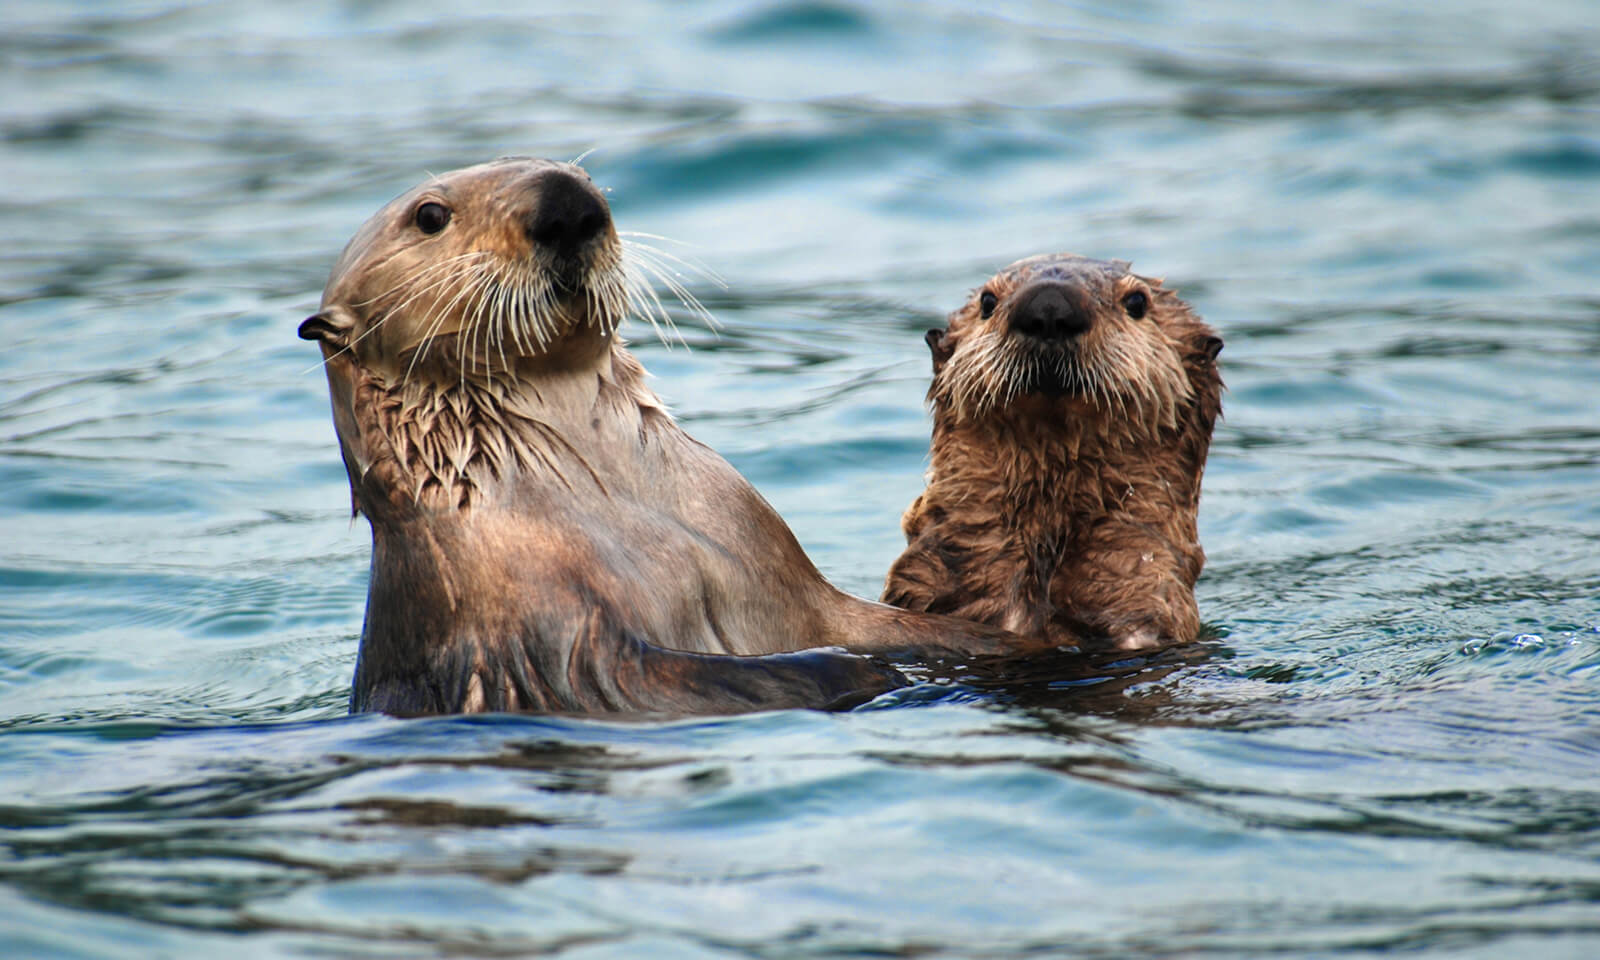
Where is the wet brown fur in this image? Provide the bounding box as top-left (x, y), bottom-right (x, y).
top-left (301, 158), bottom-right (1038, 716)
top-left (883, 254), bottom-right (1223, 650)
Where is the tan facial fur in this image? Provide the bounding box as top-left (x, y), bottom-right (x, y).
top-left (312, 157), bottom-right (638, 378)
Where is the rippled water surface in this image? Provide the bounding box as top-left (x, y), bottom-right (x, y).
top-left (4, 1), bottom-right (1599, 956)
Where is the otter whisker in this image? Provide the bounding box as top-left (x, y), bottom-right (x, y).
top-left (586, 281), bottom-right (603, 337)
top-left (492, 270), bottom-right (518, 379)
top-left (407, 260), bottom-right (495, 384)
top-left (477, 268), bottom-right (510, 386)
top-left (508, 264), bottom-right (540, 353)
top-left (381, 261), bottom-right (480, 335)
top-left (372, 255), bottom-right (492, 345)
top-left (301, 253), bottom-right (492, 375)
top-left (402, 263), bottom-right (490, 387)
top-left (499, 265), bottom-right (530, 355)
top-left (618, 232), bottom-right (728, 291)
top-left (474, 269), bottom-right (504, 382)
top-left (526, 271), bottom-right (547, 349)
top-left (497, 266), bottom-right (523, 356)
top-left (591, 271), bottom-right (625, 341)
top-left (352, 251), bottom-right (487, 311)
top-left (621, 262), bottom-right (681, 348)
top-left (1052, 351), bottom-right (1072, 404)
top-left (603, 279), bottom-right (623, 336)
top-left (406, 276), bottom-right (468, 377)
top-left (620, 233), bottom-right (729, 280)
top-left (603, 271), bottom-right (627, 336)
top-left (944, 329), bottom-right (1012, 420)
top-left (511, 270), bottom-right (533, 355)
top-left (385, 255), bottom-right (490, 333)
top-left (404, 309), bottom-right (453, 385)
top-left (532, 272), bottom-right (554, 350)
top-left (478, 275), bottom-right (500, 382)
top-left (451, 273), bottom-right (484, 384)
top-left (622, 257), bottom-right (682, 337)
top-left (462, 268), bottom-right (500, 383)
top-left (501, 263), bottom-right (527, 355)
top-left (428, 264), bottom-right (492, 389)
top-left (501, 260), bottom-right (553, 352)
top-left (620, 235), bottom-right (723, 341)
top-left (626, 244), bottom-right (719, 328)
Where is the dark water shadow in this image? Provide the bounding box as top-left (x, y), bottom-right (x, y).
top-left (880, 634), bottom-right (1229, 725)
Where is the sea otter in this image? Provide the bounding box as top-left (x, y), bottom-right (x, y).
top-left (883, 253), bottom-right (1223, 650)
top-left (299, 157), bottom-right (1038, 716)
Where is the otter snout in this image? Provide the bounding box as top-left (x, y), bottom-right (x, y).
top-left (1009, 282), bottom-right (1092, 341)
top-left (523, 169), bottom-right (611, 260)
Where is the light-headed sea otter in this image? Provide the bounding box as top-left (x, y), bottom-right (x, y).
top-left (300, 158), bottom-right (1041, 715)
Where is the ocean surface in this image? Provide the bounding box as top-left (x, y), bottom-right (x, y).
top-left (4, 1), bottom-right (1598, 957)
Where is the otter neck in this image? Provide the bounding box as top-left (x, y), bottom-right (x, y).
top-left (342, 330), bottom-right (672, 707)
top-left (345, 327), bottom-right (661, 522)
top-left (890, 392), bottom-right (1209, 646)
top-left (936, 400), bottom-right (1194, 530)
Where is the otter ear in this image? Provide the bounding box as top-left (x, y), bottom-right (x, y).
top-left (1202, 335), bottom-right (1223, 362)
top-left (925, 327), bottom-right (954, 373)
top-left (298, 307), bottom-right (355, 348)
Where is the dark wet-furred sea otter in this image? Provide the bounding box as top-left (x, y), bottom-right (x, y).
top-left (883, 253), bottom-right (1223, 650)
top-left (299, 157), bottom-right (1042, 716)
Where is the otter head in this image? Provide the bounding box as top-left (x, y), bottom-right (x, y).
top-left (296, 158), bottom-right (694, 516)
top-left (890, 254), bottom-right (1225, 649)
top-left (925, 253), bottom-right (1223, 434)
top-left (298, 157), bottom-right (631, 381)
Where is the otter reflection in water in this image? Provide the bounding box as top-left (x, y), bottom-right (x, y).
top-left (299, 157), bottom-right (1050, 716)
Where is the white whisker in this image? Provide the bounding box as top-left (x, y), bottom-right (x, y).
top-left (619, 235), bottom-right (722, 343)
top-left (620, 234), bottom-right (728, 289)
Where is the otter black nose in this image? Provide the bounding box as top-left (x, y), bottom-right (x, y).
top-left (525, 170), bottom-right (610, 257)
top-left (1010, 283), bottom-right (1091, 341)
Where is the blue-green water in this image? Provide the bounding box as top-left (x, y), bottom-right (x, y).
top-left (4, 1), bottom-right (1599, 956)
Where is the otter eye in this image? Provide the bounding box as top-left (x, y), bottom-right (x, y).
top-left (1122, 290), bottom-right (1149, 319)
top-left (414, 202), bottom-right (451, 235)
top-left (979, 291), bottom-right (998, 318)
